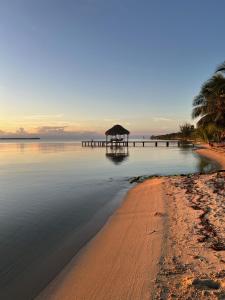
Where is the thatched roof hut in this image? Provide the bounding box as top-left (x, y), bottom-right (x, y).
top-left (105, 124), bottom-right (130, 143)
top-left (105, 124), bottom-right (130, 136)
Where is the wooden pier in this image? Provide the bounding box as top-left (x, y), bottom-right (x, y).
top-left (81, 140), bottom-right (191, 147)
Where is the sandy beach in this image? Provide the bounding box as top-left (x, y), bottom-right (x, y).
top-left (154, 171), bottom-right (225, 299)
top-left (38, 178), bottom-right (166, 300)
top-left (38, 146), bottom-right (225, 300)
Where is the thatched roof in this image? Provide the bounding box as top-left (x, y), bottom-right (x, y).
top-left (105, 124), bottom-right (130, 136)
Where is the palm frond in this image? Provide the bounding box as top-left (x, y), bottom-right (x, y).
top-left (193, 72), bottom-right (225, 128)
top-left (215, 61), bottom-right (225, 73)
top-left (192, 106), bottom-right (207, 119)
top-left (193, 94), bottom-right (205, 107)
top-left (197, 114), bottom-right (214, 127)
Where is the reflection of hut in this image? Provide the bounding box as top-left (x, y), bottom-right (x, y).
top-left (106, 146), bottom-right (129, 165)
top-left (105, 124), bottom-right (130, 146)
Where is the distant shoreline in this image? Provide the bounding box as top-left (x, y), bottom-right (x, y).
top-left (0, 137), bottom-right (40, 140)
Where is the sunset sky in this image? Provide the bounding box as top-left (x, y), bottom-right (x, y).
top-left (1, 0), bottom-right (225, 137)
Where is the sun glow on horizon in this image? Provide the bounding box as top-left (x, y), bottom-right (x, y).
top-left (0, 112), bottom-right (186, 138)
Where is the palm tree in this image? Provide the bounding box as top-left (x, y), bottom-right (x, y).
top-left (195, 124), bottom-right (223, 143)
top-left (192, 74), bottom-right (225, 128)
top-left (216, 61), bottom-right (225, 73)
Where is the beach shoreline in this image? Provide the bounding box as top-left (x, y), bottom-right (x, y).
top-left (37, 178), bottom-right (167, 300)
top-left (37, 146), bottom-right (225, 300)
top-left (195, 144), bottom-right (225, 169)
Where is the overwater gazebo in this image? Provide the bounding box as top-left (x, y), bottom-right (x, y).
top-left (105, 124), bottom-right (130, 146)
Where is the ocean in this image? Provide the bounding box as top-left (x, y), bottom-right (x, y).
top-left (0, 141), bottom-right (217, 299)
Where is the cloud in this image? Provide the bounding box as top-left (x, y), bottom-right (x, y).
top-left (0, 127), bottom-right (36, 137)
top-left (37, 126), bottom-right (67, 134)
top-left (24, 114), bottom-right (63, 120)
top-left (36, 126), bottom-right (100, 139)
top-left (16, 127), bottom-right (28, 134)
top-left (153, 117), bottom-right (174, 122)
top-left (0, 126), bottom-right (101, 139)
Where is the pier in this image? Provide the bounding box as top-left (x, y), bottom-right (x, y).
top-left (82, 125), bottom-right (194, 148)
top-left (81, 140), bottom-right (188, 147)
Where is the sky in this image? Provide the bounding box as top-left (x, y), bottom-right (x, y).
top-left (1, 0), bottom-right (225, 138)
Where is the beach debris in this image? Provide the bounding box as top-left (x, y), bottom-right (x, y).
top-left (154, 212), bottom-right (167, 217)
top-left (215, 270), bottom-right (225, 278)
top-left (129, 176), bottom-right (141, 183)
top-left (153, 172), bottom-right (225, 300)
top-left (193, 255), bottom-right (208, 262)
top-left (178, 172), bottom-right (225, 252)
top-left (211, 240), bottom-right (225, 251)
top-left (216, 291), bottom-right (225, 300)
top-left (192, 278), bottom-right (220, 290)
top-left (129, 175), bottom-right (160, 184)
top-left (147, 230), bottom-right (157, 235)
top-left (163, 264), bottom-right (189, 276)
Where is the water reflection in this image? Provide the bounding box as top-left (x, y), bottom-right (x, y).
top-left (194, 154), bottom-right (219, 173)
top-left (0, 141), bottom-right (219, 300)
top-left (105, 146), bottom-right (129, 165)
top-left (0, 142), bottom-right (80, 154)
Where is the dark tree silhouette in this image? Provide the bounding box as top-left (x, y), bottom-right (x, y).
top-left (180, 123), bottom-right (194, 139)
top-left (216, 61), bottom-right (225, 73)
top-left (192, 74), bottom-right (225, 127)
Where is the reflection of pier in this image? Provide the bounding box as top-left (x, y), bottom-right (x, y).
top-left (105, 146), bottom-right (129, 165)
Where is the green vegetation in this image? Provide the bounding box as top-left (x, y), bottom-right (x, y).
top-left (192, 74), bottom-right (225, 128)
top-left (191, 62), bottom-right (225, 143)
top-left (151, 132), bottom-right (182, 140)
top-left (180, 123), bottom-right (195, 140)
top-left (216, 61), bottom-right (225, 73)
top-left (193, 124), bottom-right (223, 143)
top-left (151, 123), bottom-right (194, 141)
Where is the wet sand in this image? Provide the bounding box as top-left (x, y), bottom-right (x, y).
top-left (38, 146), bottom-right (225, 300)
top-left (37, 178), bottom-right (166, 300)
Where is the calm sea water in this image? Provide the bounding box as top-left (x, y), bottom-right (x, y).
top-left (0, 141), bottom-right (217, 299)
